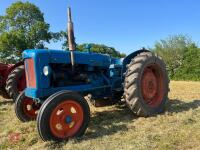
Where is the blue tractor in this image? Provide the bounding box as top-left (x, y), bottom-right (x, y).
top-left (15, 8), bottom-right (169, 141)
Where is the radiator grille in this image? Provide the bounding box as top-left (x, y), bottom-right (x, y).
top-left (25, 59), bottom-right (36, 88)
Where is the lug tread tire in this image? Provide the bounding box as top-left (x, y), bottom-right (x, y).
top-left (37, 90), bottom-right (90, 142)
top-left (15, 91), bottom-right (36, 122)
top-left (124, 52), bottom-right (169, 117)
top-left (6, 65), bottom-right (25, 101)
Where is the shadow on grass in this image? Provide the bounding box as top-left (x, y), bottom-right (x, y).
top-left (166, 99), bottom-right (200, 113)
top-left (41, 99), bottom-right (200, 150)
top-left (45, 99), bottom-right (200, 147)
top-left (45, 103), bottom-right (136, 148)
top-left (85, 99), bottom-right (200, 140)
top-left (84, 104), bottom-right (136, 140)
top-left (0, 99), bottom-right (13, 107)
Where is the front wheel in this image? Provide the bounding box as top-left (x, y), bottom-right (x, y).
top-left (15, 91), bottom-right (40, 122)
top-left (124, 52), bottom-right (169, 117)
top-left (37, 91), bottom-right (90, 142)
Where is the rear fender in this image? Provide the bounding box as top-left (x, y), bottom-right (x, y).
top-left (7, 61), bottom-right (24, 74)
top-left (122, 49), bottom-right (150, 74)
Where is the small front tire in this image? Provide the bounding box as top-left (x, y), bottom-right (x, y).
top-left (15, 91), bottom-right (40, 122)
top-left (37, 91), bottom-right (90, 142)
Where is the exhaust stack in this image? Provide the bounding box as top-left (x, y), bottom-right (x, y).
top-left (67, 7), bottom-right (75, 69)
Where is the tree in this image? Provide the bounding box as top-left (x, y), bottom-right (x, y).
top-left (59, 30), bottom-right (70, 50)
top-left (0, 1), bottom-right (56, 63)
top-left (77, 43), bottom-right (126, 58)
top-left (60, 31), bottom-right (126, 58)
top-left (173, 44), bottom-right (200, 80)
top-left (152, 35), bottom-right (194, 78)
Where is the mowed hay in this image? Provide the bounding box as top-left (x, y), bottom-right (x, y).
top-left (0, 81), bottom-right (200, 150)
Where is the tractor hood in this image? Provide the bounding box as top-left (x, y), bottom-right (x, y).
top-left (23, 49), bottom-right (111, 67)
top-left (23, 49), bottom-right (113, 98)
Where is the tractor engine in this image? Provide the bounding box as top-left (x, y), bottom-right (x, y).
top-left (50, 64), bottom-right (90, 87)
top-left (23, 49), bottom-right (123, 99)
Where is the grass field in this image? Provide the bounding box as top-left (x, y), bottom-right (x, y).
top-left (1, 81), bottom-right (200, 150)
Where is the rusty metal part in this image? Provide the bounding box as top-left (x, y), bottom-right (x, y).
top-left (67, 7), bottom-right (75, 70)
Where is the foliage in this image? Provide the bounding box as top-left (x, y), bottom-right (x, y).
top-left (59, 30), bottom-right (69, 50)
top-left (152, 34), bottom-right (199, 80)
top-left (153, 35), bottom-right (191, 77)
top-left (60, 31), bottom-right (125, 58)
top-left (173, 44), bottom-right (200, 81)
top-left (0, 1), bottom-right (58, 63)
top-left (77, 43), bottom-right (126, 58)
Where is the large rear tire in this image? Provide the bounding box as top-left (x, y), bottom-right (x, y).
top-left (124, 52), bottom-right (169, 117)
top-left (37, 91), bottom-right (90, 142)
top-left (6, 65), bottom-right (26, 101)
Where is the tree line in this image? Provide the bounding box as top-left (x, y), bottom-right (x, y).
top-left (152, 35), bottom-right (200, 81)
top-left (0, 1), bottom-right (125, 63)
top-left (0, 2), bottom-right (199, 81)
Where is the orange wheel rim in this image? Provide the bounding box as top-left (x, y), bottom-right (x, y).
top-left (50, 100), bottom-right (84, 138)
top-left (22, 98), bottom-right (39, 119)
top-left (141, 64), bottom-right (164, 108)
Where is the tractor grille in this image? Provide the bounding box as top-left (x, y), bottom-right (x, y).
top-left (25, 59), bottom-right (36, 88)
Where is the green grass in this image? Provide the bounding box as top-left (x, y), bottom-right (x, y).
top-left (1, 81), bottom-right (200, 150)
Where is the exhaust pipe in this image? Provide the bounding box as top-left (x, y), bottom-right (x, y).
top-left (67, 7), bottom-right (75, 70)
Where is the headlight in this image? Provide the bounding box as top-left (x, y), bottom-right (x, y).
top-left (43, 66), bottom-right (50, 76)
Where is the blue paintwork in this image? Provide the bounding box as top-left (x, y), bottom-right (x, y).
top-left (66, 116), bottom-right (72, 123)
top-left (23, 49), bottom-right (111, 68)
top-left (23, 49), bottom-right (118, 99)
top-left (23, 49), bottom-right (145, 101)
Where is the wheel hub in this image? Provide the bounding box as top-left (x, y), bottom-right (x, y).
top-left (23, 98), bottom-right (40, 119)
top-left (50, 100), bottom-right (84, 138)
top-left (141, 64), bottom-right (164, 108)
top-left (65, 116), bottom-right (72, 123)
top-left (142, 68), bottom-right (157, 99)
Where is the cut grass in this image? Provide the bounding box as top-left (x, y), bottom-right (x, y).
top-left (0, 81), bottom-right (200, 150)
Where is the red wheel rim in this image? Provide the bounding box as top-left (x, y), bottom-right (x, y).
top-left (17, 73), bottom-right (26, 92)
top-left (22, 97), bottom-right (39, 119)
top-left (141, 64), bottom-right (164, 108)
top-left (50, 100), bottom-right (84, 138)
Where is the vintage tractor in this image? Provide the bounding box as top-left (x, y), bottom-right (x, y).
top-left (15, 7), bottom-right (169, 141)
top-left (0, 62), bottom-right (26, 101)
